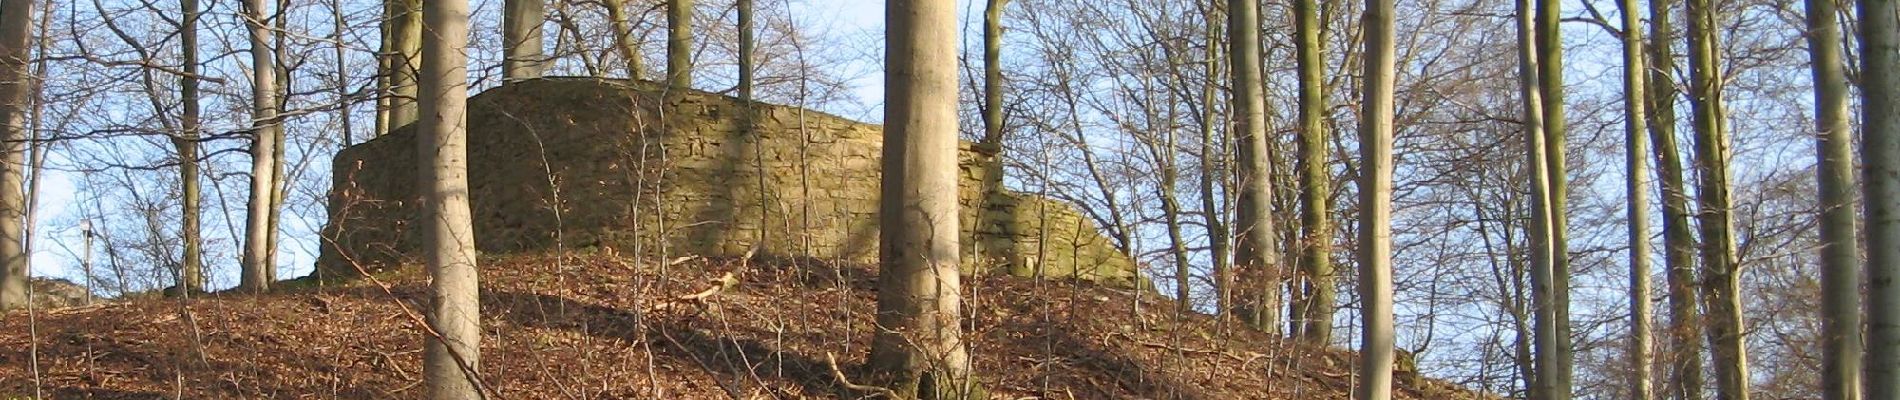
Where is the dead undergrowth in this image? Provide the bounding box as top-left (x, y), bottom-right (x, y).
top-left (0, 252), bottom-right (1484, 399)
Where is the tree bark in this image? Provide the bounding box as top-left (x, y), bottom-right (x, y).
top-left (502, 0), bottom-right (545, 80)
top-left (1514, 0), bottom-right (1561, 397)
top-left (177, 0), bottom-right (204, 292)
top-left (1616, 0), bottom-right (1653, 395)
top-left (0, 0), bottom-right (33, 310)
top-left (603, 0), bottom-right (644, 80)
top-left (1290, 0), bottom-right (1334, 344)
top-left (1229, 0), bottom-right (1282, 334)
top-left (1534, 0), bottom-right (1574, 394)
top-left (667, 0), bottom-right (693, 88)
top-left (1858, 0), bottom-right (1900, 395)
top-left (1357, 0), bottom-right (1398, 394)
top-left (386, 0), bottom-right (422, 131)
top-left (419, 0), bottom-right (483, 397)
top-left (1643, 0), bottom-right (1707, 396)
top-left (1197, 2), bottom-right (1233, 319)
top-left (975, 0), bottom-right (1008, 268)
top-left (1684, 0), bottom-right (1750, 395)
top-left (1805, 0), bottom-right (1862, 397)
top-left (866, 1), bottom-right (979, 398)
top-left (239, 0), bottom-right (279, 293)
top-left (737, 0), bottom-right (753, 100)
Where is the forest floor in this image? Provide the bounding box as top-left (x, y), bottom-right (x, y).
top-left (0, 252), bottom-right (1487, 399)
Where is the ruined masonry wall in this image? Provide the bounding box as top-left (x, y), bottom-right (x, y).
top-left (317, 78), bottom-right (1140, 288)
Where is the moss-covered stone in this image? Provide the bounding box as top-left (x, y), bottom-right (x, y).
top-left (316, 78), bottom-right (1141, 288)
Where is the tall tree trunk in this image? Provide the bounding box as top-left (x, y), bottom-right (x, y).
top-left (1617, 0), bottom-right (1654, 395)
top-left (1515, 0), bottom-right (1561, 396)
top-left (1858, 0), bottom-right (1900, 394)
top-left (386, 0), bottom-right (422, 131)
top-left (331, 0), bottom-right (354, 147)
top-left (976, 0), bottom-right (1008, 267)
top-left (177, 0), bottom-right (205, 292)
top-left (1534, 0), bottom-right (1574, 394)
top-left (502, 0), bottom-right (545, 80)
top-left (419, 0), bottom-right (483, 397)
top-left (266, 0), bottom-right (290, 284)
top-left (239, 0), bottom-right (279, 293)
top-left (1805, 0), bottom-right (1862, 397)
top-left (737, 0), bottom-right (753, 99)
top-left (375, 7), bottom-right (392, 138)
top-left (603, 0), bottom-right (644, 80)
top-left (866, 1), bottom-right (978, 398)
top-left (1684, 0), bottom-right (1750, 395)
top-left (1198, 1), bottom-right (1233, 320)
top-left (666, 0), bottom-right (693, 88)
top-left (1357, 0), bottom-right (1398, 393)
top-left (1229, 0), bottom-right (1282, 334)
top-left (1290, 0), bottom-right (1334, 344)
top-left (1644, 0), bottom-right (1707, 396)
top-left (0, 0), bottom-right (33, 310)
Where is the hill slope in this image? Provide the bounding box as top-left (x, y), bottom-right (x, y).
top-left (1, 253), bottom-right (1482, 399)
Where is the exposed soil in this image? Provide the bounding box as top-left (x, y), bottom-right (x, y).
top-left (1, 252), bottom-right (1485, 399)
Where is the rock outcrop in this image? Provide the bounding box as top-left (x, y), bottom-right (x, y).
top-left (317, 78), bottom-right (1140, 287)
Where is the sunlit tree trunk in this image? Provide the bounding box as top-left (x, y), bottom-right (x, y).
top-left (865, 0), bottom-right (979, 398)
top-left (177, 0), bottom-right (204, 292)
top-left (1197, 3), bottom-right (1233, 319)
top-left (1515, 0), bottom-right (1560, 396)
top-left (738, 0), bottom-right (753, 99)
top-left (1643, 0), bottom-right (1707, 396)
top-left (667, 0), bottom-right (693, 88)
top-left (1858, 0), bottom-right (1900, 395)
top-left (239, 0), bottom-right (279, 293)
top-left (419, 0), bottom-right (482, 397)
top-left (1616, 0), bottom-right (1653, 395)
top-left (0, 0), bottom-right (34, 310)
top-left (1684, 0), bottom-right (1750, 395)
top-left (976, 0), bottom-right (1008, 267)
top-left (1357, 0), bottom-right (1398, 393)
top-left (1804, 0), bottom-right (1862, 397)
top-left (1229, 0), bottom-right (1282, 334)
top-left (1534, 0), bottom-right (1574, 393)
top-left (502, 0), bottom-right (545, 80)
top-left (1290, 0), bottom-right (1334, 344)
top-left (386, 0), bottom-right (422, 131)
top-left (602, 0), bottom-right (644, 80)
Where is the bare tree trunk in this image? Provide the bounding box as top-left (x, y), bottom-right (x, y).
top-left (737, 0), bottom-right (753, 99)
top-left (603, 0), bottom-right (644, 80)
top-left (0, 0), bottom-right (33, 310)
top-left (975, 0), bottom-right (1008, 267)
top-left (1616, 0), bottom-right (1654, 395)
top-left (1684, 0), bottom-right (1750, 395)
top-left (265, 1), bottom-right (290, 284)
top-left (1357, 0), bottom-right (1398, 393)
top-left (387, 0), bottom-right (422, 130)
top-left (866, 1), bottom-right (979, 398)
top-left (1291, 0), bottom-right (1334, 344)
top-left (1515, 0), bottom-right (1560, 396)
top-left (332, 0), bottom-right (354, 147)
top-left (419, 0), bottom-right (482, 397)
top-left (239, 0), bottom-right (279, 293)
top-left (1858, 0), bottom-right (1900, 395)
top-left (1644, 0), bottom-right (1707, 395)
top-left (1198, 4), bottom-right (1232, 320)
top-left (667, 0), bottom-right (693, 89)
top-left (177, 0), bottom-right (204, 292)
top-left (1534, 0), bottom-right (1574, 393)
top-left (1229, 0), bottom-right (1282, 334)
top-left (502, 0), bottom-right (545, 81)
top-left (1804, 0), bottom-right (1862, 397)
